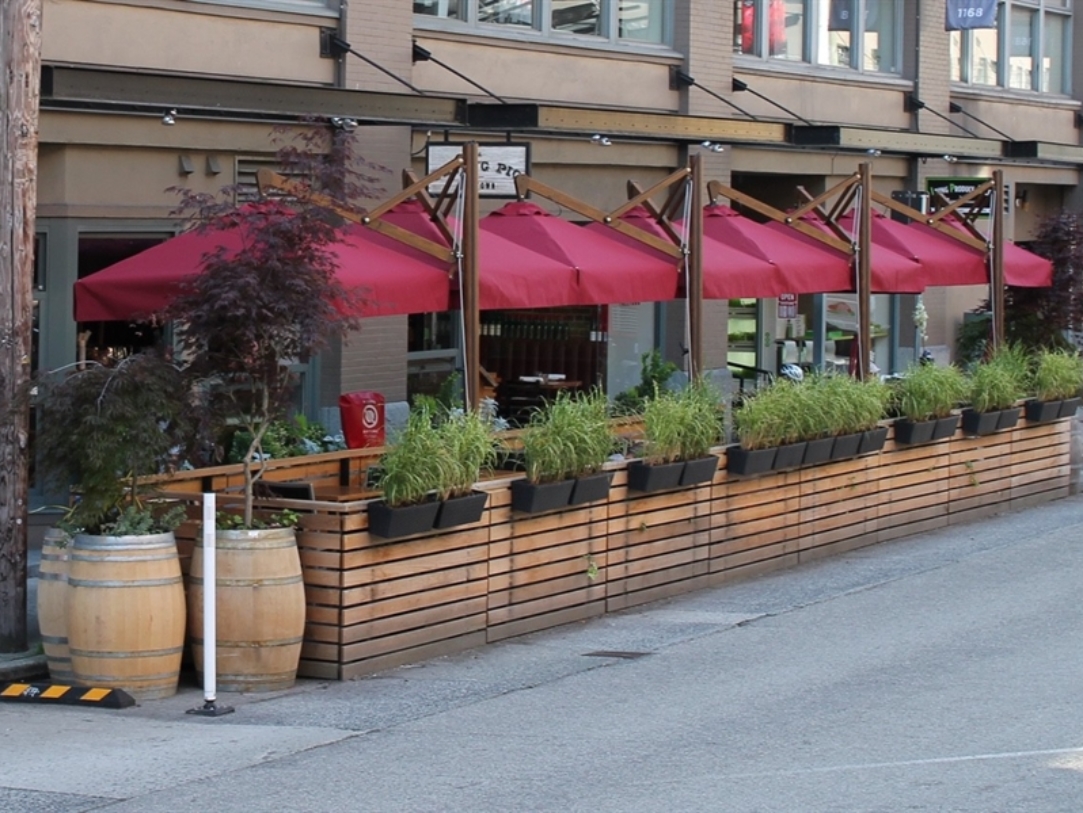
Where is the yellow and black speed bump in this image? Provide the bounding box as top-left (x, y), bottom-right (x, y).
top-left (1, 682), bottom-right (135, 709)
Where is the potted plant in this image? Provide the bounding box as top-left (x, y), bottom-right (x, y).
top-left (793, 373), bottom-right (836, 466)
top-left (628, 379), bottom-right (721, 492)
top-left (891, 362), bottom-right (967, 445)
top-left (513, 389), bottom-right (614, 513)
top-left (29, 351), bottom-right (190, 700)
top-left (165, 180), bottom-right (365, 691)
top-left (1025, 348), bottom-right (1083, 423)
top-left (369, 405), bottom-right (447, 538)
top-left (729, 385), bottom-right (785, 476)
top-left (433, 407), bottom-right (499, 529)
top-left (962, 345), bottom-right (1029, 436)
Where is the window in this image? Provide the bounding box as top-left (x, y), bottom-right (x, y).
top-left (951, 1), bottom-right (1070, 94)
top-left (415, 0), bottom-right (671, 46)
top-left (735, 0), bottom-right (899, 74)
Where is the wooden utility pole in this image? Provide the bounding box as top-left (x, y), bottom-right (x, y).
top-left (0, 0), bottom-right (43, 652)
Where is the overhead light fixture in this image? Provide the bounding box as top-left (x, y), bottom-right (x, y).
top-left (866, 148), bottom-right (882, 157)
top-left (161, 109), bottom-right (177, 126)
top-left (700, 141), bottom-right (725, 153)
top-left (943, 154), bottom-right (959, 163)
top-left (591, 134), bottom-right (612, 146)
top-left (330, 116), bottom-right (358, 132)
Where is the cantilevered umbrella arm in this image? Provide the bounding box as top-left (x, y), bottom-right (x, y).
top-left (707, 179), bottom-right (854, 255)
top-left (256, 165), bottom-right (459, 264)
top-left (513, 174), bottom-right (684, 259)
top-left (869, 186), bottom-right (991, 252)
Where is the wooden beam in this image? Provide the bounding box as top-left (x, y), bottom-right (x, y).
top-left (462, 143), bottom-right (481, 411)
top-left (991, 170), bottom-right (1006, 349)
top-left (688, 154), bottom-right (704, 378)
top-left (857, 163), bottom-right (873, 381)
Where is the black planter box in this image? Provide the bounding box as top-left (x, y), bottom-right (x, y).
top-left (932, 414), bottom-right (960, 441)
top-left (726, 446), bottom-right (777, 477)
top-left (894, 419), bottom-right (936, 446)
top-left (773, 441), bottom-right (808, 471)
top-left (569, 472), bottom-right (614, 505)
top-left (511, 478), bottom-right (575, 514)
top-left (830, 433), bottom-right (863, 460)
top-left (1059, 397), bottom-right (1082, 419)
top-left (802, 436), bottom-right (835, 467)
top-left (997, 406), bottom-right (1022, 430)
top-left (961, 408), bottom-right (1001, 436)
top-left (627, 460), bottom-right (685, 493)
top-left (433, 491), bottom-right (489, 530)
top-left (1025, 399), bottom-right (1062, 424)
top-left (368, 499), bottom-right (441, 539)
top-left (858, 426), bottom-right (889, 455)
top-left (679, 455), bottom-right (720, 486)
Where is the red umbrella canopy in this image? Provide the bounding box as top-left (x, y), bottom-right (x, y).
top-left (585, 205), bottom-right (785, 300)
top-left (929, 216), bottom-right (1053, 288)
top-left (73, 210), bottom-right (453, 322)
top-left (481, 201), bottom-right (679, 305)
top-left (701, 204), bottom-right (852, 294)
top-left (764, 214), bottom-right (926, 294)
top-left (379, 199), bottom-right (582, 309)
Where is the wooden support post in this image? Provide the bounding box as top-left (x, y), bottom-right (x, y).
top-left (857, 162), bottom-right (873, 381)
top-left (0, 0), bottom-right (41, 652)
top-left (991, 169), bottom-right (1006, 350)
top-left (462, 142), bottom-right (481, 411)
top-left (688, 153), bottom-right (704, 378)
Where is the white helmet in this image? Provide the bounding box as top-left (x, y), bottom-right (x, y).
top-left (779, 363), bottom-right (804, 382)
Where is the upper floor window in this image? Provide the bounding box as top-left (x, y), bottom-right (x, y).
top-left (735, 0), bottom-right (900, 74)
top-left (414, 0), bottom-right (670, 46)
top-left (950, 1), bottom-right (1071, 94)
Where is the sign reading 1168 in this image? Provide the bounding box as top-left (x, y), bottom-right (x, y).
top-left (427, 144), bottom-right (531, 198)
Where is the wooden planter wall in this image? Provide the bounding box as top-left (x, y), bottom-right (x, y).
top-left (170, 418), bottom-right (1070, 682)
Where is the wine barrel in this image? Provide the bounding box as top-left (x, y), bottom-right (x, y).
top-left (67, 532), bottom-right (186, 701)
top-left (189, 526), bottom-right (306, 693)
top-left (38, 528), bottom-right (73, 681)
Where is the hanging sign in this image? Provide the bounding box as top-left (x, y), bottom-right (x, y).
top-left (777, 293), bottom-right (798, 319)
top-left (925, 177), bottom-right (993, 218)
top-left (426, 143), bottom-right (530, 198)
top-left (945, 0), bottom-right (997, 30)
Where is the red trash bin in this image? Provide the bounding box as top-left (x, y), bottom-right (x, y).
top-left (339, 391), bottom-right (385, 449)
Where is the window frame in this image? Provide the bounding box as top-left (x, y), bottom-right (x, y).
top-left (952, 0), bottom-right (1072, 95)
top-left (734, 0), bottom-right (903, 76)
top-left (414, 0), bottom-right (674, 50)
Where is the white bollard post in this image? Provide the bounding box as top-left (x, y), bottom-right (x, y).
top-left (186, 492), bottom-right (234, 717)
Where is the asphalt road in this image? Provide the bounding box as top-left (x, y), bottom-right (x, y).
top-left (4, 495), bottom-right (1083, 812)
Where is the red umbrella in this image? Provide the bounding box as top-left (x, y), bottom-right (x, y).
top-left (480, 201), bottom-right (679, 305)
top-left (700, 204), bottom-right (853, 294)
top-left (927, 216), bottom-right (1053, 288)
top-left (584, 205), bottom-right (788, 299)
top-left (74, 216), bottom-right (453, 322)
top-left (764, 214), bottom-right (926, 293)
top-left (380, 200), bottom-right (581, 309)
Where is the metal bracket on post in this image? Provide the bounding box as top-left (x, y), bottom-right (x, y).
top-left (187, 492), bottom-right (235, 718)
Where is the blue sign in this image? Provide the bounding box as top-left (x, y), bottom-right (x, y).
top-left (946, 0), bottom-right (997, 30)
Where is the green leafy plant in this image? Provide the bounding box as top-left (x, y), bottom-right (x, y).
top-left (437, 407), bottom-right (499, 499)
top-left (521, 389), bottom-right (613, 484)
top-left (613, 350), bottom-right (681, 416)
top-left (640, 378), bottom-right (722, 463)
top-left (891, 363), bottom-right (968, 422)
top-left (29, 352), bottom-right (191, 535)
top-left (967, 344), bottom-right (1029, 413)
top-left (1030, 348), bottom-right (1083, 402)
top-left (217, 508), bottom-right (300, 530)
top-left (375, 405), bottom-right (450, 508)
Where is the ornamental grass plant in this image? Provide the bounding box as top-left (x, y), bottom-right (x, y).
top-left (521, 389), bottom-right (613, 484)
top-left (891, 362), bottom-right (968, 422)
top-left (1030, 348), bottom-right (1083, 402)
top-left (968, 344), bottom-right (1029, 413)
top-left (640, 378), bottom-right (722, 464)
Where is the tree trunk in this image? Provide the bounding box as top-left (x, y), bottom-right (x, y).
top-left (0, 0), bottom-right (43, 652)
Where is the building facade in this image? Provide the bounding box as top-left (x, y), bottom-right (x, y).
top-left (34, 0), bottom-right (1082, 493)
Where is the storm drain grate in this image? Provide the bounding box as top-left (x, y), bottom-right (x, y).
top-left (582, 650), bottom-right (651, 660)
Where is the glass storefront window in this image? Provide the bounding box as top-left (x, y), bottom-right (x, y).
top-left (950, 30), bottom-right (963, 81)
top-left (479, 0), bottom-right (534, 25)
top-left (820, 0), bottom-right (854, 68)
top-left (864, 0), bottom-right (897, 72)
top-left (970, 26), bottom-right (1000, 85)
top-left (776, 0), bottom-right (807, 60)
top-left (1041, 13), bottom-right (1066, 93)
top-left (553, 0), bottom-right (601, 34)
top-left (619, 0), bottom-right (665, 43)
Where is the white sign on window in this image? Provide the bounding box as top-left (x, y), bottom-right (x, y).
top-left (426, 143), bottom-right (530, 198)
